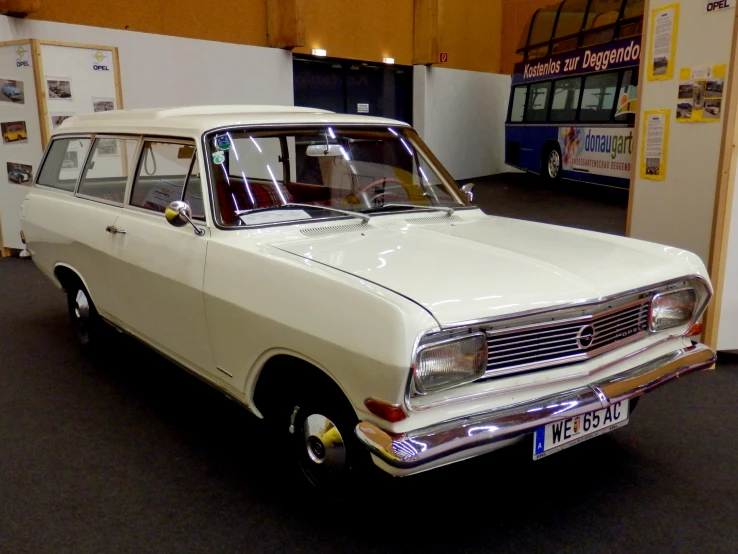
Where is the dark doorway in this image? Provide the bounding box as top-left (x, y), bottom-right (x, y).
top-left (293, 56), bottom-right (413, 124)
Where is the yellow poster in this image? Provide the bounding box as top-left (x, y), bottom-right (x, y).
top-left (648, 4), bottom-right (679, 81)
top-left (640, 110), bottom-right (670, 181)
top-left (676, 64), bottom-right (726, 122)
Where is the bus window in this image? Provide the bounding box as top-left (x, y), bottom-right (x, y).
top-left (615, 69), bottom-right (638, 122)
top-left (580, 72), bottom-right (619, 121)
top-left (526, 82), bottom-right (551, 122)
top-left (510, 86), bottom-right (528, 122)
top-left (550, 77), bottom-right (582, 122)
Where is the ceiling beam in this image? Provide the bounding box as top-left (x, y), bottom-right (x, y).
top-left (0, 0), bottom-right (40, 17)
top-left (266, 0), bottom-right (306, 49)
top-left (413, 0), bottom-right (442, 65)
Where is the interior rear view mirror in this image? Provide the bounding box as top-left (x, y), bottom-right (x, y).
top-left (306, 144), bottom-right (344, 157)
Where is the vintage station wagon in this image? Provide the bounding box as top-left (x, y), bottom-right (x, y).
top-left (19, 105), bottom-right (716, 488)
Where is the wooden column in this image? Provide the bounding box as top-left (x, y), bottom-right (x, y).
top-left (0, 0), bottom-right (40, 17)
top-left (266, 0), bottom-right (306, 49)
top-left (413, 0), bottom-right (441, 65)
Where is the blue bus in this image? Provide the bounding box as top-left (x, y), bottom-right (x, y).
top-left (505, 0), bottom-right (645, 189)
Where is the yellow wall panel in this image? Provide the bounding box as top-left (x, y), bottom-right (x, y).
top-left (439, 0), bottom-right (502, 73)
top-left (292, 0), bottom-right (414, 65)
top-left (28, 0), bottom-right (268, 46)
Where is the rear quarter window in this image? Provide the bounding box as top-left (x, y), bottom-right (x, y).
top-left (36, 137), bottom-right (91, 192)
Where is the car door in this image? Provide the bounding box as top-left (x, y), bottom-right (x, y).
top-left (28, 136), bottom-right (138, 318)
top-left (107, 138), bottom-right (215, 376)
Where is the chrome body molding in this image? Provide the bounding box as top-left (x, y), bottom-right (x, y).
top-left (357, 343), bottom-right (716, 474)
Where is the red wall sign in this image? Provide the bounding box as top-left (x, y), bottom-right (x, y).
top-left (439, 52), bottom-right (448, 63)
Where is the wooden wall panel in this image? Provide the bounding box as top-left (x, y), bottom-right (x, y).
top-left (501, 0), bottom-right (555, 74)
top-left (28, 0), bottom-right (268, 47)
top-left (438, 0), bottom-right (503, 73)
top-left (292, 0), bottom-right (414, 65)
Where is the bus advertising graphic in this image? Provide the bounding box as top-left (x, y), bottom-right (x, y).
top-left (559, 127), bottom-right (634, 180)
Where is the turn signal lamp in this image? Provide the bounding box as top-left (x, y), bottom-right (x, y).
top-left (365, 398), bottom-right (407, 423)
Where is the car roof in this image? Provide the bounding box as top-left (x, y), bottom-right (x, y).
top-left (52, 105), bottom-right (412, 137)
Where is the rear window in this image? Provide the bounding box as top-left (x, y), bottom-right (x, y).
top-left (36, 137), bottom-right (91, 192)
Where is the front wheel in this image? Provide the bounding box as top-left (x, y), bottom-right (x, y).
top-left (260, 377), bottom-right (374, 493)
top-left (542, 145), bottom-right (562, 182)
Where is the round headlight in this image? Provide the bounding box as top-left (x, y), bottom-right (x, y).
top-left (649, 288), bottom-right (698, 331)
top-left (414, 334), bottom-right (488, 394)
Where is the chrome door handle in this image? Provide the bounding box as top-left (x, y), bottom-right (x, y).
top-left (105, 225), bottom-right (126, 235)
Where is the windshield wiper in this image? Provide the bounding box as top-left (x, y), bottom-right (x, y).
top-left (366, 204), bottom-right (456, 216)
top-left (236, 203), bottom-right (371, 223)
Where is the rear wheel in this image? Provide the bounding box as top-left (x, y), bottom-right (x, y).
top-left (542, 144), bottom-right (562, 182)
top-left (65, 281), bottom-right (104, 348)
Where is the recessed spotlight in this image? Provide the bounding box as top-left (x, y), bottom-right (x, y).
top-left (383, 57), bottom-right (395, 64)
top-left (312, 48), bottom-right (327, 57)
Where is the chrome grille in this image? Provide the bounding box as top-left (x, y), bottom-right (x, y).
top-left (484, 299), bottom-right (650, 379)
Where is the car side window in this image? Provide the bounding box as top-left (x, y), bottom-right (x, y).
top-left (130, 141), bottom-right (197, 214)
top-left (182, 155), bottom-right (205, 221)
top-left (77, 137), bottom-right (140, 204)
top-left (37, 137), bottom-right (91, 192)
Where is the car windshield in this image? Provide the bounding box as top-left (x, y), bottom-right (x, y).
top-left (204, 126), bottom-right (468, 226)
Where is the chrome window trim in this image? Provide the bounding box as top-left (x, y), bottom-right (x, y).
top-left (403, 274), bottom-right (712, 412)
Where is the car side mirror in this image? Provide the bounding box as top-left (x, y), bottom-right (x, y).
top-left (461, 183), bottom-right (475, 203)
top-left (165, 200), bottom-right (205, 236)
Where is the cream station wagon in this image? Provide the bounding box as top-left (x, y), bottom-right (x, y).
top-left (20, 105), bottom-right (716, 489)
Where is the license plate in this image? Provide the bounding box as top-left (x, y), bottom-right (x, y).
top-left (533, 400), bottom-right (629, 460)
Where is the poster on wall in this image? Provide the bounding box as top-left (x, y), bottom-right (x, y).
top-left (640, 110), bottom-right (670, 180)
top-left (648, 4), bottom-right (679, 81)
top-left (92, 97), bottom-right (115, 112)
top-left (676, 65), bottom-right (725, 122)
top-left (6, 162), bottom-right (33, 186)
top-left (559, 127), bottom-right (634, 179)
top-left (50, 113), bottom-right (75, 130)
top-left (46, 77), bottom-right (73, 100)
top-left (0, 78), bottom-right (25, 104)
top-left (1, 121), bottom-right (28, 145)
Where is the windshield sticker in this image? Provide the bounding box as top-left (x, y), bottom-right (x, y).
top-left (214, 134), bottom-right (232, 151)
top-left (212, 151), bottom-right (226, 165)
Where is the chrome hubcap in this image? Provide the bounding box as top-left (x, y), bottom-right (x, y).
top-left (75, 289), bottom-right (90, 321)
top-left (549, 150), bottom-right (560, 178)
top-left (302, 414), bottom-right (346, 470)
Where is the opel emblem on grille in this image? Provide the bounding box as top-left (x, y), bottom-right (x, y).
top-left (576, 324), bottom-right (596, 349)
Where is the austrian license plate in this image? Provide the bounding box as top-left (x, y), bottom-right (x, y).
top-left (533, 400), bottom-right (629, 460)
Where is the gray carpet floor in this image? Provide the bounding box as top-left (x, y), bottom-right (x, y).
top-left (1, 176), bottom-right (736, 553)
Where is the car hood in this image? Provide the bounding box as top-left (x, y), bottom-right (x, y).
top-left (270, 212), bottom-right (706, 326)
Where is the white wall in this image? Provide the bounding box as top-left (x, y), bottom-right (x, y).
top-left (628, 1), bottom-right (734, 265)
top-left (0, 16), bottom-right (294, 109)
top-left (414, 66), bottom-right (511, 180)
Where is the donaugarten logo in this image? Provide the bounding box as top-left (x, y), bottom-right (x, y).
top-left (584, 130), bottom-right (634, 160)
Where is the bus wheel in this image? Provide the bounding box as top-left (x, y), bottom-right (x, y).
top-left (543, 145), bottom-right (562, 181)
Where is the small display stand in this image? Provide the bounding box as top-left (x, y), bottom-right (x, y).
top-left (0, 39), bottom-right (123, 254)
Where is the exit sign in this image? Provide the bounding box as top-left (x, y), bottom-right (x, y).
top-left (439, 52), bottom-right (448, 63)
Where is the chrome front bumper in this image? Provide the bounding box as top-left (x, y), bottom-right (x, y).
top-left (355, 343), bottom-right (716, 474)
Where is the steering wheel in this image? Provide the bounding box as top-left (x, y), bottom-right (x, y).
top-left (356, 178), bottom-right (410, 207)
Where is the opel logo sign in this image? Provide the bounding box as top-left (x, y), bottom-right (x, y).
top-left (576, 324), bottom-right (596, 349)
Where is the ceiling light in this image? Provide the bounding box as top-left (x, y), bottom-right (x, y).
top-left (383, 57), bottom-right (395, 64)
top-left (312, 48), bottom-right (327, 57)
